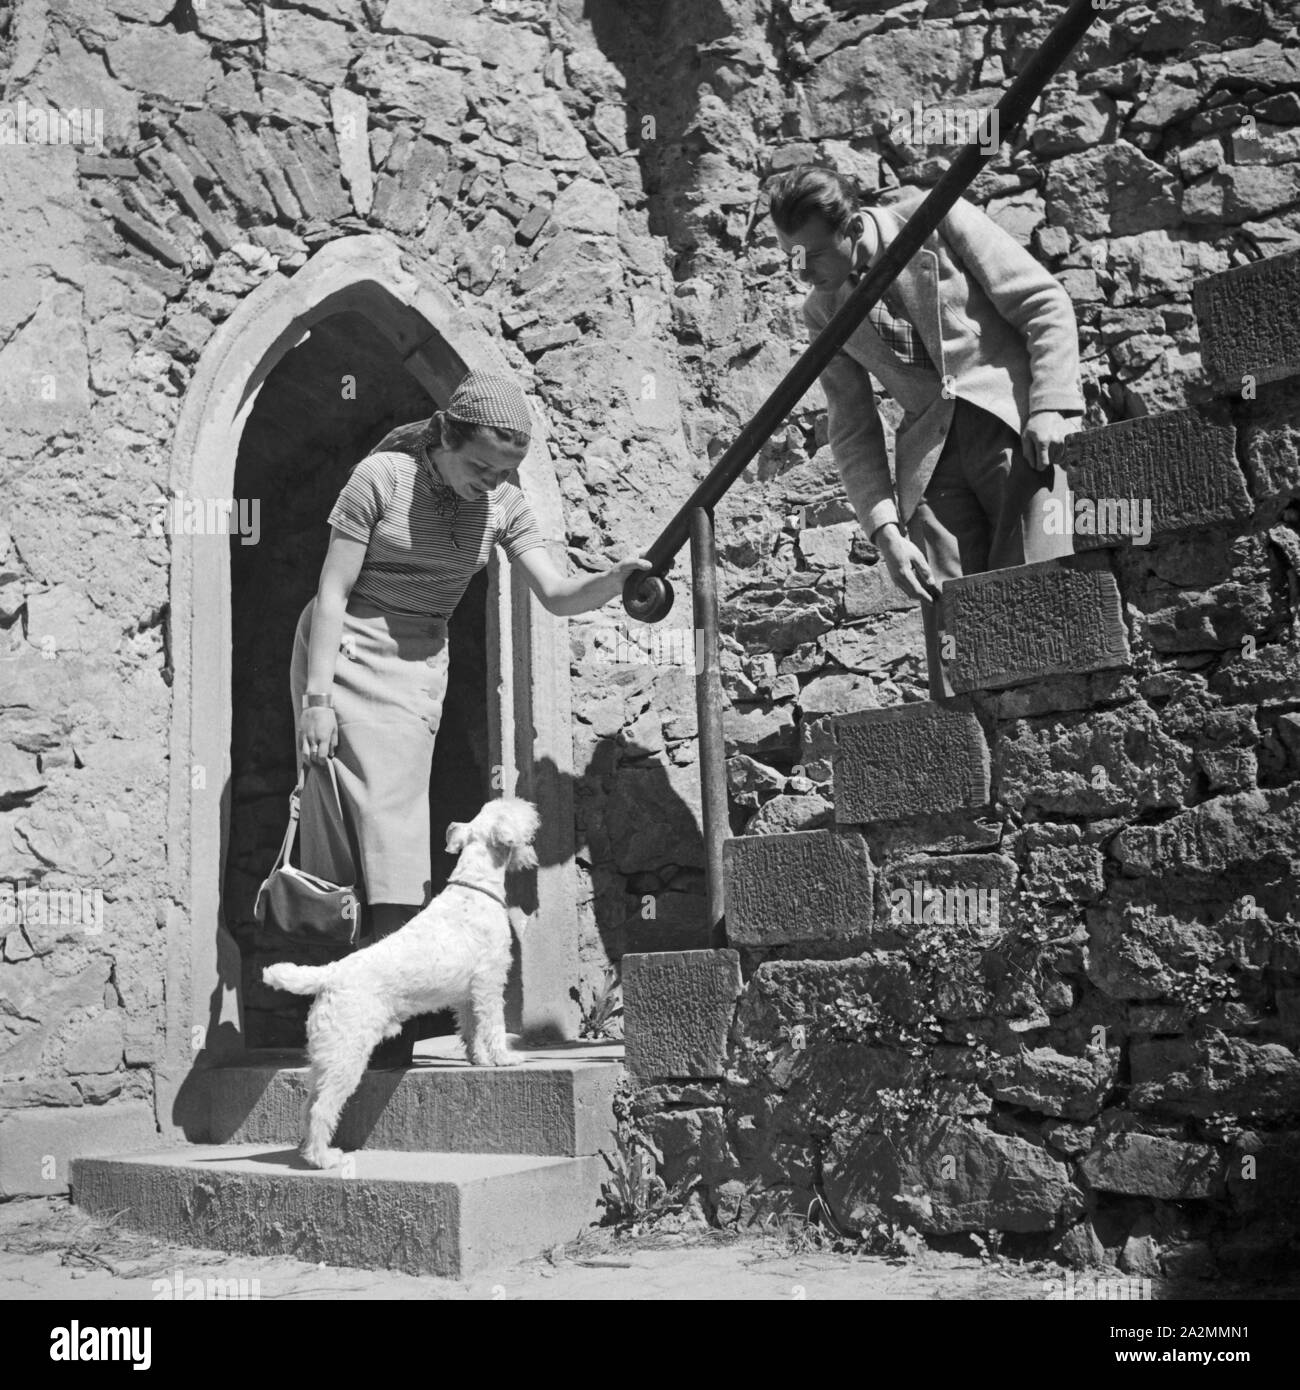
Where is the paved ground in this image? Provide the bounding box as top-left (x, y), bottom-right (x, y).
top-left (0, 1196), bottom-right (1289, 1301)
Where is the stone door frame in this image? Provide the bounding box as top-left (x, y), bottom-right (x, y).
top-left (161, 235), bottom-right (580, 1130)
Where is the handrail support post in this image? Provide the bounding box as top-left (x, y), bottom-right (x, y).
top-left (689, 506), bottom-right (728, 947)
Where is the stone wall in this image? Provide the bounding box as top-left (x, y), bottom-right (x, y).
top-left (1, 0), bottom-right (1298, 1190)
top-left (624, 247), bottom-right (1300, 1274)
top-left (563, 0), bottom-right (1300, 995)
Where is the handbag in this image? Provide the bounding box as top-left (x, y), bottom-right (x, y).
top-left (254, 760), bottom-right (363, 946)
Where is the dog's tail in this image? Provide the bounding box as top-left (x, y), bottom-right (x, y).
top-left (262, 962), bottom-right (332, 996)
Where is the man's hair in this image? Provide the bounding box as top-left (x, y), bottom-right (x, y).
top-left (767, 166), bottom-right (860, 236)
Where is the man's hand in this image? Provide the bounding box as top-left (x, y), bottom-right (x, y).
top-left (1022, 410), bottom-right (1081, 471)
top-left (873, 524), bottom-right (942, 604)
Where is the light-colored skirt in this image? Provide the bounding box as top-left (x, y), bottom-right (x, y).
top-left (290, 598), bottom-right (450, 906)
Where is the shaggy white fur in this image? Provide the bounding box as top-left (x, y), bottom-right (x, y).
top-left (263, 797), bottom-right (539, 1169)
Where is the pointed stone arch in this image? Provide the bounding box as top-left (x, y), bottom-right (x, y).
top-left (162, 235), bottom-right (579, 1130)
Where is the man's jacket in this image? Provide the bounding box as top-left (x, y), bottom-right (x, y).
top-left (802, 189), bottom-right (1085, 536)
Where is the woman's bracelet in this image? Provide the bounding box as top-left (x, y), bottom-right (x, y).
top-left (302, 693), bottom-right (333, 711)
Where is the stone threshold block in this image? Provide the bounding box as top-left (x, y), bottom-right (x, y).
top-left (623, 950), bottom-right (743, 1084)
top-left (200, 1039), bottom-right (623, 1156)
top-left (1193, 246), bottom-right (1300, 396)
top-left (724, 828), bottom-right (874, 947)
top-left (937, 556), bottom-right (1130, 694)
top-left (73, 1147), bottom-right (607, 1279)
top-left (833, 699), bottom-right (990, 824)
top-left (1059, 404), bottom-right (1251, 550)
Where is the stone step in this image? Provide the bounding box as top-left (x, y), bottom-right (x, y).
top-left (195, 1038), bottom-right (623, 1157)
top-left (71, 1145), bottom-right (607, 1278)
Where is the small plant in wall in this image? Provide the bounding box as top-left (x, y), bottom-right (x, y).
top-left (580, 963), bottom-right (624, 1040)
top-left (874, 1084), bottom-right (947, 1127)
top-left (1165, 960), bottom-right (1238, 1017)
top-left (909, 916), bottom-right (986, 978)
top-left (820, 990), bottom-right (884, 1043)
top-left (1199, 1110), bottom-right (1245, 1145)
top-left (979, 893), bottom-right (1084, 1013)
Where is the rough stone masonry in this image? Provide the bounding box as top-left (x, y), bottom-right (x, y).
top-left (628, 241), bottom-right (1300, 1279)
top-left (0, 0), bottom-right (1296, 1279)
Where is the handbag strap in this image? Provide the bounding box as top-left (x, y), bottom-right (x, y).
top-left (268, 766), bottom-right (306, 876)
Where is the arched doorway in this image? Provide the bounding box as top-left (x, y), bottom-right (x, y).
top-left (162, 237), bottom-right (580, 1130)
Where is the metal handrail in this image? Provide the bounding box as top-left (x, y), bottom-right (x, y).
top-left (621, 0), bottom-right (1100, 625)
top-left (631, 0), bottom-right (1101, 944)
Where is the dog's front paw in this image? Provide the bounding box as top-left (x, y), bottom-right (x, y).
top-left (301, 1144), bottom-right (344, 1169)
top-left (470, 1046), bottom-right (518, 1067)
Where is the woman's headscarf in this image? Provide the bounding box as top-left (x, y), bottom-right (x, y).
top-left (442, 371), bottom-right (533, 438)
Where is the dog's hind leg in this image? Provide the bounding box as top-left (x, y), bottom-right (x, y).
top-left (300, 1008), bottom-right (386, 1168)
top-left (301, 1052), bottom-right (371, 1168)
top-left (467, 974), bottom-right (514, 1067)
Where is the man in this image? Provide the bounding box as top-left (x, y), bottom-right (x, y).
top-left (768, 166), bottom-right (1085, 697)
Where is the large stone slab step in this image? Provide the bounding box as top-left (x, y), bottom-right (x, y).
top-left (71, 1145), bottom-right (607, 1278)
top-left (195, 1038), bottom-right (623, 1157)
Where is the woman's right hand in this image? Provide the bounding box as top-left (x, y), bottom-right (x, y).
top-left (301, 706), bottom-right (338, 765)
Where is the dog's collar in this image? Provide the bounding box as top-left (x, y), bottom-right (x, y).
top-left (445, 878), bottom-right (508, 909)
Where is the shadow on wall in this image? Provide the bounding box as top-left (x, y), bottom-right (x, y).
top-left (582, 0), bottom-right (763, 270)
top-left (482, 731), bottom-right (711, 1035)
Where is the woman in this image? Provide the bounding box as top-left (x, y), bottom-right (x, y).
top-left (291, 370), bottom-right (647, 1065)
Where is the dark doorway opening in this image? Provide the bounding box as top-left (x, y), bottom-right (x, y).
top-left (225, 309), bottom-right (492, 1049)
top-left (429, 566), bottom-right (491, 898)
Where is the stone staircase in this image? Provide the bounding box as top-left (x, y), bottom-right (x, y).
top-left (620, 247), bottom-right (1300, 1254)
top-left (71, 1039), bottom-right (622, 1278)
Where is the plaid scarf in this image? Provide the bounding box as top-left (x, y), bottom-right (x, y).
top-left (848, 215), bottom-right (933, 370)
top-left (867, 291), bottom-right (932, 370)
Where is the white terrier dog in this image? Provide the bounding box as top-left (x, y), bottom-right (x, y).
top-left (263, 797), bottom-right (538, 1169)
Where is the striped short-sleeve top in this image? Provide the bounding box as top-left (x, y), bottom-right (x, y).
top-left (327, 449), bottom-right (547, 618)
